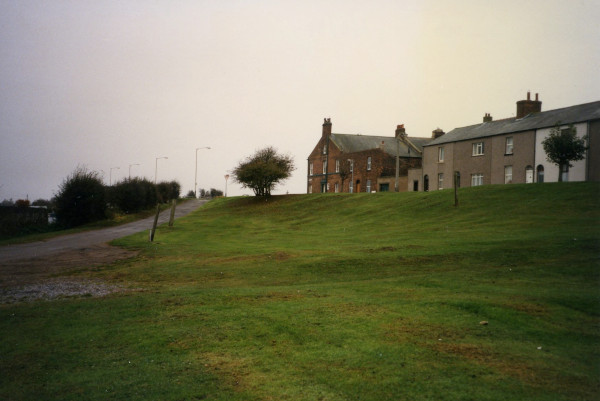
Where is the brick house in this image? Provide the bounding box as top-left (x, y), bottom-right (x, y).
top-left (411, 93), bottom-right (600, 191)
top-left (307, 119), bottom-right (430, 193)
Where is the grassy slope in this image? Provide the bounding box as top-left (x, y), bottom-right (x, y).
top-left (1, 183), bottom-right (599, 400)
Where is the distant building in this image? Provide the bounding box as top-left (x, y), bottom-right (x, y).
top-left (413, 93), bottom-right (600, 190)
top-left (307, 119), bottom-right (430, 193)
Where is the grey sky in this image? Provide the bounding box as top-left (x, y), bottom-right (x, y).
top-left (1, 0), bottom-right (599, 200)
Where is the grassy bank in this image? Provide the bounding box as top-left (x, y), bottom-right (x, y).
top-left (1, 183), bottom-right (599, 400)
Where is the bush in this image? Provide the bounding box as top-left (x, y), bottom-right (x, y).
top-left (15, 199), bottom-right (30, 208)
top-left (109, 178), bottom-right (158, 213)
top-left (156, 180), bottom-right (181, 203)
top-left (54, 167), bottom-right (107, 227)
top-left (210, 188), bottom-right (223, 197)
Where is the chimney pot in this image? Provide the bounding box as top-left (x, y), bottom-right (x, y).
top-left (527, 91), bottom-right (531, 100)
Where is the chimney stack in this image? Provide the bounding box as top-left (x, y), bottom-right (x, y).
top-left (432, 128), bottom-right (445, 139)
top-left (322, 118), bottom-right (332, 137)
top-left (516, 91), bottom-right (542, 119)
top-left (483, 113), bottom-right (493, 123)
top-left (395, 124), bottom-right (406, 139)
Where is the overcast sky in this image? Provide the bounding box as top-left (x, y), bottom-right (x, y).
top-left (1, 0), bottom-right (599, 200)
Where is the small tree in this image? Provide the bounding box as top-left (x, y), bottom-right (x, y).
top-left (185, 190), bottom-right (196, 198)
top-left (542, 124), bottom-right (587, 182)
top-left (54, 166), bottom-right (107, 227)
top-left (232, 147), bottom-right (295, 197)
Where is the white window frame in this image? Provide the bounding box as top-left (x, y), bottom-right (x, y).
top-left (309, 162), bottom-right (313, 176)
top-left (505, 137), bottom-right (513, 155)
top-left (366, 179), bottom-right (371, 192)
top-left (504, 165), bottom-right (512, 184)
top-left (471, 173), bottom-right (483, 186)
top-left (367, 156), bottom-right (372, 171)
top-left (472, 142), bottom-right (484, 156)
top-left (335, 159), bottom-right (340, 173)
top-left (438, 147), bottom-right (444, 162)
top-left (322, 160), bottom-right (327, 174)
top-left (335, 182), bottom-right (339, 193)
top-left (438, 173), bottom-right (443, 190)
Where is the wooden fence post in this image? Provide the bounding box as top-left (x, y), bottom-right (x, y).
top-left (168, 199), bottom-right (177, 227)
top-left (454, 171), bottom-right (459, 207)
top-left (149, 204), bottom-right (160, 242)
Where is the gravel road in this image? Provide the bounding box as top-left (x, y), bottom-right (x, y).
top-left (0, 199), bottom-right (208, 263)
top-left (0, 199), bottom-right (208, 302)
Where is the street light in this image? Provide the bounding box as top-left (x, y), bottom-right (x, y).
top-left (195, 147), bottom-right (211, 198)
top-left (110, 167), bottom-right (120, 186)
top-left (129, 163), bottom-right (140, 179)
top-left (155, 157), bottom-right (168, 184)
top-left (347, 159), bottom-right (354, 193)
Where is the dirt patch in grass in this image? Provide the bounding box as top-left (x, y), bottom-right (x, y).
top-left (0, 243), bottom-right (139, 303)
top-left (503, 302), bottom-right (549, 316)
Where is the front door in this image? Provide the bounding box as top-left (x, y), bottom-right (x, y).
top-left (526, 167), bottom-right (534, 183)
top-left (413, 180), bottom-right (419, 191)
top-left (356, 180), bottom-right (361, 193)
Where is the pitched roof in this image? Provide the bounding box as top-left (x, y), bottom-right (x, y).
top-left (426, 100), bottom-right (600, 146)
top-left (330, 133), bottom-right (430, 157)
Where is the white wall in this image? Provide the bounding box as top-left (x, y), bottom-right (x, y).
top-left (535, 122), bottom-right (588, 182)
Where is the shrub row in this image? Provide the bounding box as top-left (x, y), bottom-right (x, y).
top-left (53, 167), bottom-right (181, 227)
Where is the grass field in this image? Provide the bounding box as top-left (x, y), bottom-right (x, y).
top-left (1, 183), bottom-right (599, 400)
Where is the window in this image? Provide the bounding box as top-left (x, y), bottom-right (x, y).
top-left (322, 144), bottom-right (327, 154)
top-left (471, 173), bottom-right (483, 186)
top-left (322, 160), bottom-right (327, 174)
top-left (335, 159), bottom-right (340, 173)
top-left (438, 173), bottom-right (444, 190)
top-left (367, 156), bottom-right (372, 171)
top-left (438, 147), bottom-right (445, 162)
top-left (335, 182), bottom-right (339, 193)
top-left (472, 142), bottom-right (484, 156)
top-left (505, 137), bottom-right (513, 155)
top-left (309, 162), bottom-right (313, 175)
top-left (366, 179), bottom-right (372, 192)
top-left (504, 165), bottom-right (512, 184)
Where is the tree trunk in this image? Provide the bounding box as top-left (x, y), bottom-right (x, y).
top-left (558, 163), bottom-right (564, 182)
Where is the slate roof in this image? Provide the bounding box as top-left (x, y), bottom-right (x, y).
top-left (329, 133), bottom-right (431, 157)
top-left (426, 100), bottom-right (600, 146)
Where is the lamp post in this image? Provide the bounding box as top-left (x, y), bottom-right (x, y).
top-left (224, 174), bottom-right (229, 197)
top-left (195, 147), bottom-right (211, 198)
top-left (347, 159), bottom-right (354, 193)
top-left (129, 163), bottom-right (140, 179)
top-left (109, 167), bottom-right (120, 186)
top-left (155, 157), bottom-right (168, 184)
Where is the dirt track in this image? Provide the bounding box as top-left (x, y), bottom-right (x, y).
top-left (0, 200), bottom-right (208, 303)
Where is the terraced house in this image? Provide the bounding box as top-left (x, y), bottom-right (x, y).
top-left (307, 119), bottom-right (430, 193)
top-left (410, 93), bottom-right (600, 190)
